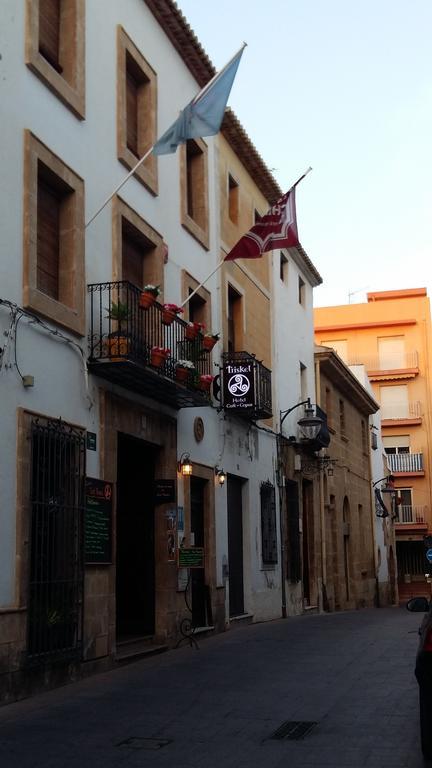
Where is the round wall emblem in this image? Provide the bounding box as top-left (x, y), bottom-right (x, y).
top-left (228, 373), bottom-right (250, 396)
top-left (193, 416), bottom-right (205, 443)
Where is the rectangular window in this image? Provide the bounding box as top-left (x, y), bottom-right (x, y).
top-left (339, 399), bottom-right (346, 435)
top-left (325, 386), bottom-right (332, 427)
top-left (113, 197), bottom-right (164, 295)
top-left (26, 0), bottom-right (85, 118)
top-left (378, 336), bottom-right (405, 370)
top-left (228, 174), bottom-right (239, 224)
top-left (298, 276), bottom-right (305, 305)
top-left (117, 27), bottom-right (157, 194)
top-left (227, 284), bottom-right (242, 353)
top-left (24, 131), bottom-right (85, 335)
top-left (260, 482), bottom-right (277, 565)
top-left (181, 138), bottom-right (209, 248)
top-left (321, 339), bottom-right (348, 362)
top-left (38, 0), bottom-right (61, 72)
top-left (254, 208), bottom-right (261, 225)
top-left (383, 435), bottom-right (410, 453)
top-left (361, 420), bottom-right (366, 454)
top-left (280, 253), bottom-right (288, 282)
top-left (380, 385), bottom-right (409, 420)
top-left (300, 362), bottom-right (307, 401)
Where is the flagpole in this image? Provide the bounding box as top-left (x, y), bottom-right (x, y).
top-left (292, 166), bottom-right (313, 189)
top-left (180, 259), bottom-right (226, 308)
top-left (85, 146), bottom-right (154, 228)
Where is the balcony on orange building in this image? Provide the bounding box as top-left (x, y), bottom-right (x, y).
top-left (347, 350), bottom-right (419, 381)
top-left (386, 451), bottom-right (425, 477)
top-left (380, 400), bottom-right (422, 427)
top-left (394, 505), bottom-right (428, 535)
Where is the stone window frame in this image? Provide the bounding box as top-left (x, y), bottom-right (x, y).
top-left (23, 130), bottom-right (85, 336)
top-left (25, 0), bottom-right (86, 119)
top-left (112, 197), bottom-right (165, 294)
top-left (181, 270), bottom-right (211, 328)
top-left (180, 138), bottom-right (209, 250)
top-left (117, 26), bottom-right (158, 196)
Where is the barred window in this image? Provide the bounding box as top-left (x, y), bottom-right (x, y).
top-left (260, 481), bottom-right (277, 565)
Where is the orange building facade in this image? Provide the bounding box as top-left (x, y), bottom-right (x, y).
top-left (314, 289), bottom-right (432, 601)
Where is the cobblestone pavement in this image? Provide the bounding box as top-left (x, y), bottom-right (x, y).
top-left (0, 607), bottom-right (427, 767)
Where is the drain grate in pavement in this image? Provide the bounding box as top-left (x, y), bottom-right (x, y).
top-left (116, 737), bottom-right (172, 750)
top-left (270, 721), bottom-right (317, 740)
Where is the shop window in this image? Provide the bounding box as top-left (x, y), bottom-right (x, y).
top-left (180, 137), bottom-right (209, 249)
top-left (24, 131), bottom-right (85, 335)
top-left (117, 27), bottom-right (157, 194)
top-left (260, 482), bottom-right (277, 566)
top-left (26, 0), bottom-right (85, 119)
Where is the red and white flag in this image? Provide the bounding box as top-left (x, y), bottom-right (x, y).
top-left (225, 186), bottom-right (300, 262)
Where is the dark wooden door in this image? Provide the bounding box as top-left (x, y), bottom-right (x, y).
top-left (116, 433), bottom-right (155, 639)
top-left (190, 477), bottom-right (207, 627)
top-left (227, 476), bottom-right (244, 617)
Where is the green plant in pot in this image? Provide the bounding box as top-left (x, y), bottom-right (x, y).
top-left (105, 300), bottom-right (131, 358)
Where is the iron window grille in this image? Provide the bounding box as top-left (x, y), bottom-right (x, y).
top-left (27, 417), bottom-right (85, 665)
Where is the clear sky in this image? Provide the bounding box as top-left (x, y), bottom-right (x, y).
top-left (177, 0), bottom-right (432, 307)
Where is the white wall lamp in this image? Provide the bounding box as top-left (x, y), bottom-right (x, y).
top-left (215, 467), bottom-right (226, 486)
top-left (178, 452), bottom-right (193, 477)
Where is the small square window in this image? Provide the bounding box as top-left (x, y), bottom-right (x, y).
top-left (298, 276), bottom-right (305, 305)
top-left (280, 253), bottom-right (288, 282)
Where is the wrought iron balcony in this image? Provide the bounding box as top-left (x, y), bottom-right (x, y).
top-left (386, 452), bottom-right (424, 474)
top-left (220, 351), bottom-right (272, 420)
top-left (87, 281), bottom-right (214, 408)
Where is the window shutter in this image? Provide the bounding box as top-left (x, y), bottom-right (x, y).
top-left (38, 0), bottom-right (62, 72)
top-left (126, 68), bottom-right (139, 156)
top-left (37, 177), bottom-right (60, 300)
top-left (122, 231), bottom-right (144, 289)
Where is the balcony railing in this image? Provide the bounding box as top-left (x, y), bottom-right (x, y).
top-left (380, 401), bottom-right (421, 421)
top-left (386, 452), bottom-right (424, 473)
top-left (87, 281), bottom-right (214, 408)
top-left (348, 351), bottom-right (418, 371)
top-left (220, 351), bottom-right (272, 420)
top-left (396, 505), bottom-right (426, 524)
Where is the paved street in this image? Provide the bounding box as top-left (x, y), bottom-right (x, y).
top-left (0, 607), bottom-right (426, 768)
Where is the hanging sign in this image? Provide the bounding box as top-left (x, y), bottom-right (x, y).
top-left (223, 358), bottom-right (255, 413)
top-left (178, 547), bottom-right (205, 569)
top-left (154, 479), bottom-right (176, 504)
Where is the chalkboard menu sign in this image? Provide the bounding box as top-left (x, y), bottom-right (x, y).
top-left (85, 478), bottom-right (113, 564)
top-left (178, 546), bottom-right (204, 569)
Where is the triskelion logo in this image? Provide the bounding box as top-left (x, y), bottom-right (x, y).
top-left (228, 373), bottom-right (250, 396)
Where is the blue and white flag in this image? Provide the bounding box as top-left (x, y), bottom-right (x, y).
top-left (153, 45), bottom-right (245, 156)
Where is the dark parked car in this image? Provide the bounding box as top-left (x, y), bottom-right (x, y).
top-left (407, 596), bottom-right (432, 759)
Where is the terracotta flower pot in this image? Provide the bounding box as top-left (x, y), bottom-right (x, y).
top-left (161, 309), bottom-right (176, 325)
top-left (198, 376), bottom-right (213, 392)
top-left (139, 291), bottom-right (157, 309)
top-left (175, 366), bottom-right (189, 383)
top-left (202, 336), bottom-right (217, 351)
top-left (185, 325), bottom-right (198, 340)
top-left (150, 350), bottom-right (167, 367)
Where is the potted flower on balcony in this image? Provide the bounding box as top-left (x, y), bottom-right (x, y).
top-left (139, 284), bottom-right (160, 309)
top-left (150, 346), bottom-right (171, 368)
top-left (198, 374), bottom-right (214, 392)
top-left (161, 303), bottom-right (184, 326)
top-left (175, 359), bottom-right (195, 383)
top-left (105, 300), bottom-right (131, 358)
top-left (202, 332), bottom-right (220, 351)
top-left (185, 321), bottom-right (205, 341)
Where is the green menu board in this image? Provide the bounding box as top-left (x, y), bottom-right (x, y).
top-left (178, 547), bottom-right (205, 569)
top-left (85, 478), bottom-right (113, 564)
